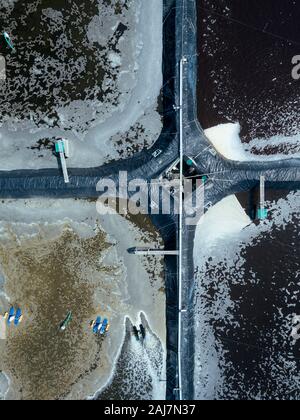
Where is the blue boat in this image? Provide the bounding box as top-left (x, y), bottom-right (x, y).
top-left (100, 318), bottom-right (108, 335)
top-left (7, 307), bottom-right (15, 325)
top-left (92, 316), bottom-right (101, 334)
top-left (14, 308), bottom-right (22, 326)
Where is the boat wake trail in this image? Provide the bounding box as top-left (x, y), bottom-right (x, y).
top-left (97, 313), bottom-right (166, 400)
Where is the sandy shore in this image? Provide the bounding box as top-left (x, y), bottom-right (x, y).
top-left (0, 199), bottom-right (165, 400)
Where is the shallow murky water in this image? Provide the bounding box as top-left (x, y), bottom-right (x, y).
top-left (0, 225), bottom-right (120, 400)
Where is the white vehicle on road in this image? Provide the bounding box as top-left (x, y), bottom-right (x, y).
top-left (152, 149), bottom-right (162, 158)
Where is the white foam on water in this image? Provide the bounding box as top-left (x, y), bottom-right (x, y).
top-left (247, 133), bottom-right (300, 150)
top-left (127, 330), bottom-right (165, 400)
top-left (205, 123), bottom-right (300, 161)
top-left (88, 315), bottom-right (127, 401)
top-left (194, 195), bottom-right (251, 262)
top-left (91, 311), bottom-right (166, 400)
top-left (193, 191), bottom-right (300, 399)
top-left (204, 123), bottom-right (248, 161)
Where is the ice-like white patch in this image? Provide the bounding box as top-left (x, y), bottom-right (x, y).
top-left (194, 195), bottom-right (251, 261)
top-left (205, 123), bottom-right (300, 161)
top-left (205, 123), bottom-right (248, 161)
top-left (108, 52), bottom-right (122, 68)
